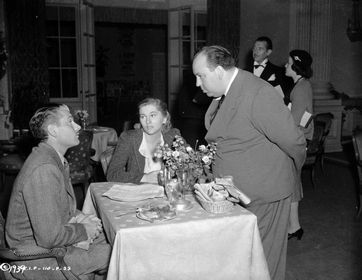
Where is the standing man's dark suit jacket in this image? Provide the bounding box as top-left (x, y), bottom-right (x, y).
top-left (205, 70), bottom-right (306, 204)
top-left (246, 61), bottom-right (294, 104)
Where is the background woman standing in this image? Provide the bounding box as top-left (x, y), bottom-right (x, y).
top-left (285, 49), bottom-right (314, 240)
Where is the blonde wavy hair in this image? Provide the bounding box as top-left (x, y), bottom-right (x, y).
top-left (137, 98), bottom-right (172, 132)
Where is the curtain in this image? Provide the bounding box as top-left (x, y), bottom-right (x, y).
top-left (6, 0), bottom-right (49, 129)
top-left (207, 0), bottom-right (240, 65)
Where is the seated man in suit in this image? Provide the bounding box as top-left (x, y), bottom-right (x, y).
top-left (247, 36), bottom-right (293, 104)
top-left (5, 104), bottom-right (111, 280)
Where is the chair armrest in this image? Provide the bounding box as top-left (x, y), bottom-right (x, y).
top-left (0, 247), bottom-right (62, 261)
top-left (0, 247), bottom-right (81, 280)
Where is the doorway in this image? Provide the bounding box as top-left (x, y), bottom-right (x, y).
top-left (95, 22), bottom-right (167, 134)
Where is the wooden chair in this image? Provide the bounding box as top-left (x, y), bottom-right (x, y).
top-left (0, 212), bottom-right (80, 280)
top-left (0, 153), bottom-right (23, 192)
top-left (313, 112), bottom-right (334, 172)
top-left (303, 112), bottom-right (334, 188)
top-left (0, 134), bottom-right (39, 193)
top-left (352, 129), bottom-right (362, 217)
top-left (65, 130), bottom-right (95, 197)
top-left (100, 147), bottom-right (115, 176)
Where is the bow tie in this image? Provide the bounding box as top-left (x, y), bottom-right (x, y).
top-left (254, 64), bottom-right (265, 69)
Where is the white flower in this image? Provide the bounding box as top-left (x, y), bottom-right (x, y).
top-left (186, 146), bottom-right (193, 152)
top-left (172, 151), bottom-right (180, 157)
top-left (202, 156), bottom-right (210, 164)
top-left (75, 110), bottom-right (89, 120)
top-left (199, 145), bottom-right (206, 152)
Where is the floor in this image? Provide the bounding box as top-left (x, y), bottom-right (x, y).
top-left (286, 142), bottom-right (362, 280)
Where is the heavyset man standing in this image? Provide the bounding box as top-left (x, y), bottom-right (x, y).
top-left (192, 45), bottom-right (306, 280)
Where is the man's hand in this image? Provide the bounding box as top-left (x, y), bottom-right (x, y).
top-left (75, 214), bottom-right (103, 239)
top-left (81, 219), bottom-right (101, 240)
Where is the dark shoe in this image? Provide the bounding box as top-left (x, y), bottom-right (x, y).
top-left (288, 228), bottom-right (304, 240)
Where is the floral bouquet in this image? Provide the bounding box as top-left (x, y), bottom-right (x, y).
top-left (75, 109), bottom-right (89, 121)
top-left (75, 110), bottom-right (89, 129)
top-left (154, 135), bottom-right (217, 184)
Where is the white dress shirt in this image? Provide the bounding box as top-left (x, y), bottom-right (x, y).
top-left (139, 132), bottom-right (164, 183)
top-left (253, 59), bottom-right (268, 77)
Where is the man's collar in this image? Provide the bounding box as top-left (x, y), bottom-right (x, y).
top-left (56, 150), bottom-right (66, 166)
top-left (44, 140), bottom-right (66, 165)
top-left (223, 68), bottom-right (238, 97)
top-left (254, 58), bottom-right (268, 66)
top-left (214, 68), bottom-right (238, 100)
top-left (39, 141), bottom-right (67, 166)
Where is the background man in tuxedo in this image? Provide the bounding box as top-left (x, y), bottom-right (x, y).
top-left (192, 45), bottom-right (306, 280)
top-left (247, 36), bottom-right (293, 104)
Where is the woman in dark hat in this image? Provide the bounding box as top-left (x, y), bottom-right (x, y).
top-left (285, 49), bottom-right (314, 240)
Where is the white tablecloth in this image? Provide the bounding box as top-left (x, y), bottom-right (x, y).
top-left (83, 183), bottom-right (270, 280)
top-left (88, 127), bottom-right (118, 161)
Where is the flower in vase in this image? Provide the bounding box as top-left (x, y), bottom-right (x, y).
top-left (202, 155), bottom-right (211, 164)
top-left (74, 110), bottom-right (89, 129)
top-left (155, 135), bottom-right (217, 183)
top-left (74, 109), bottom-right (89, 122)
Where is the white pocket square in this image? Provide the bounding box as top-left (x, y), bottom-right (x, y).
top-left (268, 74), bottom-right (276, 81)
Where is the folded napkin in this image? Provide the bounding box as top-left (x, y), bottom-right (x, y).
top-left (103, 183), bottom-right (164, 202)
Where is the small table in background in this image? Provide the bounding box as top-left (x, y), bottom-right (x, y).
top-left (86, 126), bottom-right (118, 162)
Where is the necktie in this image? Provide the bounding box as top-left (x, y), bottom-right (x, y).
top-left (210, 95), bottom-right (225, 124)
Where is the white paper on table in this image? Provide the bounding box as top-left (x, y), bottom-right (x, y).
top-left (274, 85), bottom-right (284, 98)
top-left (102, 183), bottom-right (164, 202)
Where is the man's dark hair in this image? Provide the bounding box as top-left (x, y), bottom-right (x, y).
top-left (195, 45), bottom-right (235, 70)
top-left (29, 103), bottom-right (66, 141)
top-left (255, 36), bottom-right (273, 50)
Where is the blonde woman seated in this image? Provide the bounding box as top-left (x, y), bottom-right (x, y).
top-left (107, 98), bottom-right (181, 184)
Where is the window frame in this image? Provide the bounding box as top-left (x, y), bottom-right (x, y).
top-left (168, 6), bottom-right (206, 115)
top-left (46, 2), bottom-right (81, 102)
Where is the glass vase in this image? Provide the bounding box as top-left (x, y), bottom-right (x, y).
top-left (176, 170), bottom-right (188, 199)
top-left (177, 169), bottom-right (196, 194)
top-left (171, 169), bottom-right (192, 211)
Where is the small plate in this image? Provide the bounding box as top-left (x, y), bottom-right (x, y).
top-left (136, 203), bottom-right (176, 223)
